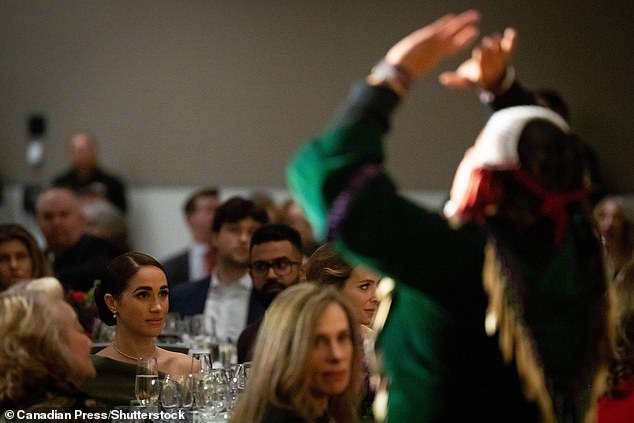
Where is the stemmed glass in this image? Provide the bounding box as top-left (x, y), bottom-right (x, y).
top-left (135, 357), bottom-right (159, 406)
top-left (209, 368), bottom-right (229, 418)
top-left (179, 374), bottom-right (195, 409)
top-left (227, 362), bottom-right (250, 412)
top-left (236, 361), bottom-right (251, 391)
top-left (159, 374), bottom-right (180, 409)
top-left (191, 352), bottom-right (212, 374)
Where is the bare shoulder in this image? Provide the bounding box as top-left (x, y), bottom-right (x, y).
top-left (159, 349), bottom-right (193, 376)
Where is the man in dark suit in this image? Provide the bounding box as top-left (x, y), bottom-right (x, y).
top-left (170, 197), bottom-right (269, 342)
top-left (163, 187), bottom-right (220, 285)
top-left (236, 223), bottom-right (304, 363)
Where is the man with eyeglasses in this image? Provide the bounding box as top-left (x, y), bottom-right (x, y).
top-left (236, 223), bottom-right (304, 363)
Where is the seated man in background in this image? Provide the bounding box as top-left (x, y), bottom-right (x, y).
top-left (162, 187), bottom-right (220, 285)
top-left (236, 223), bottom-right (304, 363)
top-left (36, 186), bottom-right (124, 292)
top-left (81, 198), bottom-right (129, 251)
top-left (53, 129), bottom-right (127, 214)
top-left (170, 196), bottom-right (268, 343)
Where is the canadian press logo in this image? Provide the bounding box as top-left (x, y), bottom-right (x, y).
top-left (3, 409), bottom-right (186, 421)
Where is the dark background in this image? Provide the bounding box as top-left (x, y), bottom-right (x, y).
top-left (1, 1), bottom-right (632, 192)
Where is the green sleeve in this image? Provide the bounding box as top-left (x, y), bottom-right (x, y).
top-left (287, 83), bottom-right (485, 300)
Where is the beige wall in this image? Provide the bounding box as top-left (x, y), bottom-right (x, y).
top-left (1, 0), bottom-right (632, 192)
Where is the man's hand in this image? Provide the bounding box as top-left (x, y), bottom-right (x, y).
top-left (382, 10), bottom-right (481, 81)
top-left (439, 27), bottom-right (517, 91)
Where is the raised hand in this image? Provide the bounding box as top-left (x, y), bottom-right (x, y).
top-left (439, 27), bottom-right (517, 91)
top-left (383, 10), bottom-right (481, 81)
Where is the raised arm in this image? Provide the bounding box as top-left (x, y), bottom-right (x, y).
top-left (438, 27), bottom-right (516, 92)
top-left (439, 28), bottom-right (537, 108)
top-left (287, 11), bottom-right (487, 293)
top-left (366, 10), bottom-right (480, 96)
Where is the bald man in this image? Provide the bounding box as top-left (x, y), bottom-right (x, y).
top-left (36, 187), bottom-right (124, 292)
top-left (52, 130), bottom-right (127, 213)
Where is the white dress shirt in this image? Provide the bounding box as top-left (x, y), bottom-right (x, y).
top-left (203, 270), bottom-right (252, 343)
top-left (189, 242), bottom-right (210, 281)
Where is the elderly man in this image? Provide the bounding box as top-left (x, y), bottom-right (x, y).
top-left (236, 223), bottom-right (304, 362)
top-left (53, 130), bottom-right (127, 213)
top-left (36, 187), bottom-right (123, 292)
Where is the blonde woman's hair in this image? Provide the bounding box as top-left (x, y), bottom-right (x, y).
top-left (230, 282), bottom-right (362, 423)
top-left (6, 277), bottom-right (65, 300)
top-left (0, 290), bottom-right (76, 407)
top-left (304, 243), bottom-right (353, 288)
top-left (606, 260), bottom-right (634, 396)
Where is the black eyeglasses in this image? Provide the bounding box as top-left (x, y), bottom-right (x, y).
top-left (250, 257), bottom-right (301, 277)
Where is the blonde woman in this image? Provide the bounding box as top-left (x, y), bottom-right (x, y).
top-left (598, 260), bottom-right (634, 421)
top-left (305, 243), bottom-right (379, 329)
top-left (230, 283), bottom-right (362, 423)
top-left (305, 243), bottom-right (379, 420)
top-left (594, 197), bottom-right (634, 279)
top-left (82, 252), bottom-right (192, 406)
top-left (0, 288), bottom-right (98, 412)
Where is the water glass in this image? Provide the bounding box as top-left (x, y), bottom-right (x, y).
top-left (191, 351), bottom-right (212, 374)
top-left (159, 374), bottom-right (180, 409)
top-left (135, 357), bottom-right (159, 406)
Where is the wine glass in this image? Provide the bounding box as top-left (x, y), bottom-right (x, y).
top-left (227, 362), bottom-right (250, 412)
top-left (178, 374), bottom-right (195, 409)
top-left (135, 357), bottom-right (159, 406)
top-left (159, 374), bottom-right (180, 409)
top-left (219, 340), bottom-right (237, 369)
top-left (191, 352), bottom-right (211, 374)
top-left (209, 368), bottom-right (229, 417)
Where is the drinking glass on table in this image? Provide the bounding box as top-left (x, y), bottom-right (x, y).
top-left (135, 357), bottom-right (159, 406)
top-left (191, 351), bottom-right (212, 374)
top-left (159, 374), bottom-right (180, 409)
top-left (227, 362), bottom-right (250, 412)
top-left (177, 373), bottom-right (195, 409)
top-left (210, 368), bottom-right (230, 417)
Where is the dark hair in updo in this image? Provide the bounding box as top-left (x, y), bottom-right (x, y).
top-left (95, 252), bottom-right (165, 326)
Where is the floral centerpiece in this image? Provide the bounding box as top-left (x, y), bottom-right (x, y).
top-left (67, 283), bottom-right (98, 337)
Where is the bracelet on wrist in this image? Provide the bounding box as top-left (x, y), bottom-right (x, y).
top-left (366, 59), bottom-right (412, 97)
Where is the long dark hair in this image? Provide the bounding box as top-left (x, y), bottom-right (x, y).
top-left (95, 252), bottom-right (165, 326)
top-left (0, 224), bottom-right (51, 286)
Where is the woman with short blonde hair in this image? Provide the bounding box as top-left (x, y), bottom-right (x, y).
top-left (231, 283), bottom-right (362, 423)
top-left (0, 289), bottom-right (96, 410)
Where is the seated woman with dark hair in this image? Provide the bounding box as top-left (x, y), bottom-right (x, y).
top-left (0, 223), bottom-right (52, 292)
top-left (81, 251), bottom-right (192, 406)
top-left (0, 288), bottom-right (101, 416)
top-left (230, 283), bottom-right (363, 423)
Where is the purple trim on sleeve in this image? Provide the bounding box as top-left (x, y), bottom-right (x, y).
top-left (326, 163), bottom-right (383, 241)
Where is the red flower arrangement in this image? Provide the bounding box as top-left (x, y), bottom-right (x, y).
top-left (67, 285), bottom-right (98, 337)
